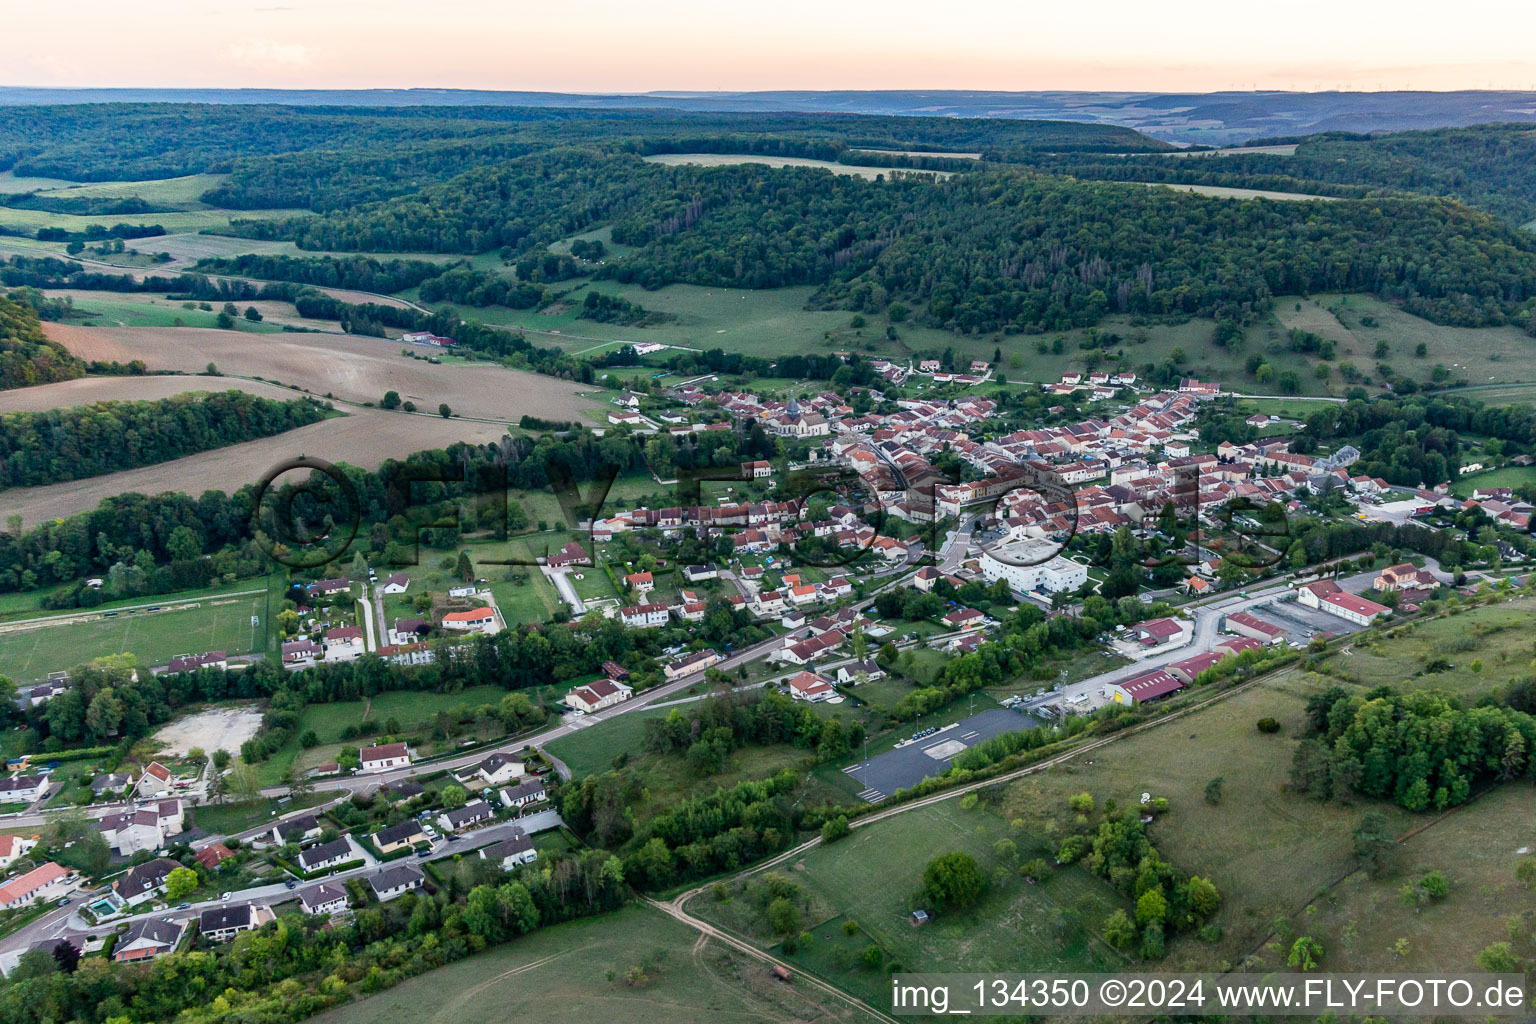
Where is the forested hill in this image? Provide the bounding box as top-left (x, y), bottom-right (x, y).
top-left (0, 390), bottom-right (328, 490)
top-left (0, 103), bottom-right (1166, 184)
top-left (1007, 124), bottom-right (1536, 227)
top-left (234, 154), bottom-right (1536, 334)
top-left (0, 295), bottom-right (85, 391)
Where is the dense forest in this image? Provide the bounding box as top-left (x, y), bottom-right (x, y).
top-left (1011, 124), bottom-right (1536, 227)
top-left (0, 295), bottom-right (85, 390)
top-left (244, 152), bottom-right (1536, 332)
top-left (0, 103), bottom-right (1162, 186)
top-left (191, 253), bottom-right (450, 293)
top-left (0, 390), bottom-right (327, 490)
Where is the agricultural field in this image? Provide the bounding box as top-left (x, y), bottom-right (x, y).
top-left (37, 290), bottom-right (291, 331)
top-left (41, 322), bottom-right (600, 422)
top-left (13, 173), bottom-right (227, 208)
top-left (0, 203), bottom-right (305, 235)
top-left (0, 374), bottom-right (518, 526)
top-left (694, 798), bottom-right (1130, 1008)
top-left (312, 903), bottom-right (879, 1024)
top-left (1142, 181), bottom-right (1336, 201)
top-left (1444, 383), bottom-right (1536, 408)
top-left (642, 153), bottom-right (949, 180)
top-left (0, 587), bottom-right (269, 681)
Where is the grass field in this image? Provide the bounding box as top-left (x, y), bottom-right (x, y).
top-left (43, 291), bottom-right (289, 331)
top-left (0, 587), bottom-right (269, 681)
top-left (16, 173), bottom-right (228, 209)
top-left (0, 204), bottom-right (305, 235)
top-left (998, 668), bottom-right (1418, 970)
top-left (1445, 383), bottom-right (1536, 407)
top-left (1450, 464), bottom-right (1536, 497)
top-left (695, 798), bottom-right (1129, 1008)
top-left (1321, 596), bottom-right (1536, 700)
top-left (192, 792), bottom-right (330, 836)
top-left (0, 170), bottom-right (77, 192)
top-left (256, 685), bottom-right (510, 786)
top-left (312, 903), bottom-right (879, 1024)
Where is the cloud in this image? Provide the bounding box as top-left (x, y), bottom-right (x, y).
top-left (223, 39), bottom-right (312, 68)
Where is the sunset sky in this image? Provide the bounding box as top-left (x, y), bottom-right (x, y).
top-left (9, 0), bottom-right (1536, 93)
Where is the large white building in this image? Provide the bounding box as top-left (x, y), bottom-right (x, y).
top-left (979, 539), bottom-right (1087, 595)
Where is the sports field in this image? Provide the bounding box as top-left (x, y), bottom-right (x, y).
top-left (0, 588), bottom-right (268, 680)
top-left (312, 903), bottom-right (879, 1024)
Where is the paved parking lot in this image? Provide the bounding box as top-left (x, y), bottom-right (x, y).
top-left (843, 708), bottom-right (1040, 800)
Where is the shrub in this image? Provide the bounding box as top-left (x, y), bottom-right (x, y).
top-left (1256, 717), bottom-right (1281, 734)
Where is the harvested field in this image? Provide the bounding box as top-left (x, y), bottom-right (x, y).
top-left (41, 323), bottom-right (599, 420)
top-left (0, 376), bottom-right (522, 525)
top-left (643, 153), bottom-right (952, 180)
top-left (1143, 181), bottom-right (1335, 201)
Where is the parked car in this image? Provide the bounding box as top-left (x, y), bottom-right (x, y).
top-left (221, 892), bottom-right (231, 901)
top-left (284, 881), bottom-right (297, 890)
top-left (177, 902), bottom-right (191, 909)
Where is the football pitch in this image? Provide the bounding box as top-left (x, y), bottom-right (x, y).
top-left (0, 590), bottom-right (268, 680)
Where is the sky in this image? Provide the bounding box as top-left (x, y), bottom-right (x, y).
top-left (8, 0), bottom-right (1536, 93)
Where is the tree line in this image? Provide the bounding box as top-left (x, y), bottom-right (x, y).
top-left (0, 295), bottom-right (84, 391)
top-left (0, 391), bottom-right (326, 490)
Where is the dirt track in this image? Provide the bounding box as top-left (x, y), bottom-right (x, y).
top-left (42, 323), bottom-right (599, 422)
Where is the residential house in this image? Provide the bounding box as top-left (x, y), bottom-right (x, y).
top-left (195, 844), bottom-right (233, 871)
top-left (464, 752), bottom-right (524, 788)
top-left (360, 743), bottom-right (413, 773)
top-left (298, 883), bottom-right (350, 916)
top-left (383, 779), bottom-right (426, 801)
top-left (113, 918), bottom-right (185, 963)
top-left (379, 573), bottom-right (411, 595)
top-left (199, 903), bottom-right (273, 943)
top-left (162, 651), bottom-right (228, 675)
top-left (99, 809), bottom-right (165, 856)
top-left (500, 777), bottom-right (547, 810)
top-left (307, 578), bottom-right (351, 598)
top-left (564, 678), bottom-right (634, 714)
top-left (835, 660), bottom-right (884, 685)
top-left (663, 649), bottom-right (722, 681)
top-left (0, 775), bottom-right (49, 804)
top-left (282, 638), bottom-right (321, 666)
top-left (90, 772), bottom-right (133, 798)
top-left (373, 820), bottom-right (428, 855)
top-left (547, 540), bottom-right (590, 568)
top-left (619, 602), bottom-right (669, 628)
top-left (623, 571), bottom-right (655, 593)
top-left (112, 858), bottom-right (180, 907)
top-left (1375, 562), bottom-right (1439, 593)
top-left (369, 864), bottom-right (426, 902)
top-left (296, 838), bottom-right (354, 874)
top-left (437, 800), bottom-right (495, 833)
top-left (942, 607), bottom-right (986, 631)
top-left (323, 626), bottom-right (366, 661)
top-left (272, 814), bottom-right (324, 847)
top-left (787, 671), bottom-right (836, 702)
top-left (0, 862), bottom-right (72, 909)
top-left (0, 834), bottom-right (38, 870)
top-left (600, 661), bottom-right (630, 681)
top-left (136, 762), bottom-right (174, 798)
top-left (479, 831), bottom-right (538, 871)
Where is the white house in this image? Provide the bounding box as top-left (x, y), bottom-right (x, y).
top-left (112, 858), bottom-right (180, 907)
top-left (500, 777), bottom-right (547, 810)
top-left (0, 775), bottom-right (49, 804)
top-left (379, 573), bottom-right (411, 595)
top-left (0, 862), bottom-right (73, 909)
top-left (437, 800), bottom-right (495, 833)
top-left (787, 670), bottom-right (836, 702)
top-left (199, 904), bottom-right (273, 943)
top-left (466, 752), bottom-right (525, 787)
top-left (480, 832), bottom-right (538, 871)
top-left (298, 883), bottom-right (349, 916)
top-left (440, 607), bottom-right (497, 634)
top-left (296, 838), bottom-right (355, 874)
top-left (619, 602), bottom-right (669, 628)
top-left (623, 571), bottom-right (655, 594)
top-left (370, 864), bottom-right (426, 902)
top-left (99, 809), bottom-right (165, 856)
top-left (0, 834), bottom-right (38, 870)
top-left (136, 761), bottom-right (174, 798)
top-left (359, 742), bottom-right (413, 773)
top-left (323, 626), bottom-right (366, 661)
top-left (564, 678), bottom-right (633, 714)
top-left (663, 649), bottom-right (722, 681)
